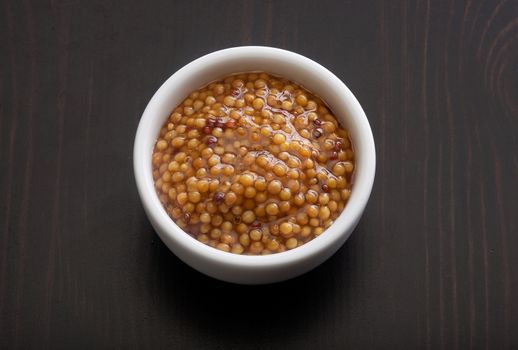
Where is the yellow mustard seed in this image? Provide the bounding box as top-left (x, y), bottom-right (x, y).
top-left (152, 72), bottom-right (354, 255)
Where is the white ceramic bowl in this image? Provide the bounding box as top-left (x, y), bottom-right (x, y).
top-left (134, 46), bottom-right (375, 284)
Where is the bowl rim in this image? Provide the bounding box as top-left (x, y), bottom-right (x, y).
top-left (134, 46), bottom-right (375, 269)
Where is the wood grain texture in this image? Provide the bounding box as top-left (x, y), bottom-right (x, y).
top-left (0, 0), bottom-right (517, 349)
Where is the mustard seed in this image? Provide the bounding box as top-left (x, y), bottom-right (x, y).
top-left (152, 72), bottom-right (354, 255)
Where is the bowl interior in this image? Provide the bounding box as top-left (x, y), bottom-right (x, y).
top-left (134, 46), bottom-right (375, 266)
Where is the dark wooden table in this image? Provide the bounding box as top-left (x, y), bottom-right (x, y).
top-left (1, 0), bottom-right (517, 349)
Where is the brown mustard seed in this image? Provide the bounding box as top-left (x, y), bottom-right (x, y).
top-left (213, 192), bottom-right (225, 204)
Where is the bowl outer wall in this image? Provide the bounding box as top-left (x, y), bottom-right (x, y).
top-left (133, 46), bottom-right (376, 284)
